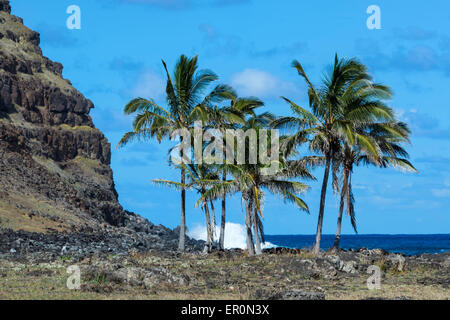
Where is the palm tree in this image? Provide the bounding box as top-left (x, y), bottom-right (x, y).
top-left (198, 162), bottom-right (311, 256)
top-left (117, 54), bottom-right (235, 252)
top-left (199, 116), bottom-right (314, 255)
top-left (206, 97), bottom-right (264, 250)
top-left (154, 163), bottom-right (220, 253)
top-left (273, 54), bottom-right (396, 255)
top-left (331, 121), bottom-right (417, 250)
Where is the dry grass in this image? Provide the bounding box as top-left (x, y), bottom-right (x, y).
top-left (59, 124), bottom-right (95, 132)
top-left (0, 191), bottom-right (84, 233)
top-left (0, 252), bottom-right (448, 300)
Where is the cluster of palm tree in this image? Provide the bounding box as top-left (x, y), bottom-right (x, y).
top-left (117, 54), bottom-right (416, 256)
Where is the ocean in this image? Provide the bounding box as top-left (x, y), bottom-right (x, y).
top-left (265, 234), bottom-right (450, 256)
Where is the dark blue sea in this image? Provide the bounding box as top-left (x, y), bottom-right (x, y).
top-left (265, 234), bottom-right (450, 256)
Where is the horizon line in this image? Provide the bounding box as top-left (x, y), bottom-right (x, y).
top-left (265, 233), bottom-right (450, 236)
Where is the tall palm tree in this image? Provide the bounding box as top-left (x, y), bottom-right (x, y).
top-left (273, 54), bottom-right (396, 255)
top-left (206, 97), bottom-right (264, 250)
top-left (331, 121), bottom-right (417, 250)
top-left (117, 54), bottom-right (235, 252)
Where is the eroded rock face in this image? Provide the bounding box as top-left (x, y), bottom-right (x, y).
top-left (0, 0), bottom-right (11, 14)
top-left (0, 0), bottom-right (128, 231)
top-left (0, 1), bottom-right (203, 253)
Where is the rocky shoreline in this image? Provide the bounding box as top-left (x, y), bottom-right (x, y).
top-left (0, 216), bottom-right (204, 262)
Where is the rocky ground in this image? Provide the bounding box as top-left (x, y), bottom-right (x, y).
top-left (0, 244), bottom-right (448, 300)
top-left (0, 213), bottom-right (203, 259)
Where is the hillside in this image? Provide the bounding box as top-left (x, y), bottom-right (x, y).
top-left (0, 0), bottom-right (200, 254)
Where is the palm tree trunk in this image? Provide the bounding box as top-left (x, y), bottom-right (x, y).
top-left (312, 152), bottom-right (332, 256)
top-left (210, 199), bottom-right (216, 244)
top-left (332, 194), bottom-right (345, 250)
top-left (178, 166), bottom-right (186, 252)
top-left (244, 198), bottom-right (255, 256)
top-left (332, 168), bottom-right (348, 250)
top-left (203, 202), bottom-right (212, 253)
top-left (219, 170), bottom-right (226, 250)
top-left (253, 205), bottom-right (262, 255)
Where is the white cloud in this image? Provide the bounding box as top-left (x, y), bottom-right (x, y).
top-left (188, 222), bottom-right (276, 249)
top-left (230, 68), bottom-right (299, 99)
top-left (432, 188), bottom-right (450, 198)
top-left (131, 70), bottom-right (165, 100)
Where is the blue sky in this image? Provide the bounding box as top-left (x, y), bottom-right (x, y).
top-left (10, 0), bottom-right (450, 235)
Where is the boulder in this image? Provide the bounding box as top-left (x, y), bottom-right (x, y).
top-left (327, 255), bottom-right (359, 274)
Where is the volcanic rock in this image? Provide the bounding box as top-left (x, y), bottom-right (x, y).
top-left (0, 0), bottom-right (200, 254)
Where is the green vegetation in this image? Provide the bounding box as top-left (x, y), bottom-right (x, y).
top-left (119, 54), bottom-right (416, 256)
top-left (60, 256), bottom-right (72, 262)
top-left (0, 191), bottom-right (82, 233)
top-left (73, 155), bottom-right (103, 168)
top-left (59, 124), bottom-right (95, 132)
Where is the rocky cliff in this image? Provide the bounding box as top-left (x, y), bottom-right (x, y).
top-left (0, 0), bottom-right (199, 253)
top-left (0, 0), bottom-right (126, 233)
